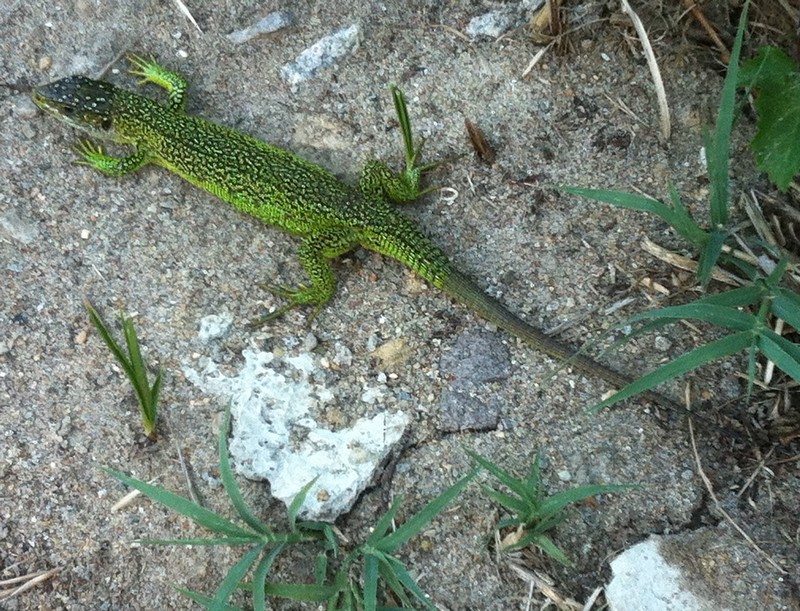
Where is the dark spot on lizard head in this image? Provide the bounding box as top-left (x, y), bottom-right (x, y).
top-left (33, 76), bottom-right (119, 137)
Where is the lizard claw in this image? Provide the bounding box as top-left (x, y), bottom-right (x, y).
top-left (73, 139), bottom-right (106, 167)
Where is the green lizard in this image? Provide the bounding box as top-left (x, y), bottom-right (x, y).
top-left (32, 55), bottom-right (665, 408)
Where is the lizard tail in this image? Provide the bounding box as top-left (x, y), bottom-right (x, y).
top-left (439, 269), bottom-right (635, 390)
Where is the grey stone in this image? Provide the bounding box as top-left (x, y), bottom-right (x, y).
top-left (226, 11), bottom-right (293, 45)
top-left (281, 24), bottom-right (361, 86)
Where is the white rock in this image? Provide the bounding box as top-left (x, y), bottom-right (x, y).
top-left (606, 535), bottom-right (715, 611)
top-left (183, 348), bottom-right (409, 521)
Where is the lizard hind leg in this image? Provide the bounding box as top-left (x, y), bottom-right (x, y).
top-left (250, 229), bottom-right (360, 328)
top-left (358, 86), bottom-right (449, 203)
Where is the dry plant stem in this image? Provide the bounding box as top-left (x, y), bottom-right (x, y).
top-left (688, 413), bottom-right (788, 574)
top-left (640, 238), bottom-right (744, 285)
top-left (111, 487), bottom-right (145, 512)
top-left (522, 41), bottom-right (555, 77)
top-left (507, 561), bottom-right (583, 610)
top-left (428, 23), bottom-right (471, 42)
top-left (620, 0), bottom-right (671, 140)
top-left (736, 446), bottom-right (777, 499)
top-left (764, 318), bottom-right (784, 384)
top-left (602, 93), bottom-right (646, 125)
top-left (582, 586), bottom-right (603, 611)
top-left (681, 0), bottom-right (731, 63)
top-left (743, 192), bottom-right (780, 248)
top-left (777, 0), bottom-right (799, 21)
top-left (0, 568), bottom-right (62, 603)
top-left (172, 0), bottom-right (203, 34)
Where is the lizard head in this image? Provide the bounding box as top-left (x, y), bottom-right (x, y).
top-left (33, 76), bottom-right (122, 141)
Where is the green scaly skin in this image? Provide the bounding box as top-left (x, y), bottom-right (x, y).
top-left (32, 55), bottom-right (670, 407)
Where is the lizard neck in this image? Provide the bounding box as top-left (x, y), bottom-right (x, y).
top-left (110, 89), bottom-right (178, 148)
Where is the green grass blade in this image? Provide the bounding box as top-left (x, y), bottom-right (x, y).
top-left (696, 284), bottom-right (766, 308)
top-left (251, 544), bottom-right (284, 611)
top-left (467, 451), bottom-right (529, 499)
top-left (85, 303), bottom-right (136, 379)
top-left (590, 331), bottom-right (755, 410)
top-left (766, 257), bottom-right (789, 284)
top-left (696, 229), bottom-right (728, 286)
top-left (288, 478), bottom-right (318, 531)
top-left (773, 290), bottom-right (800, 331)
top-left (378, 554), bottom-right (418, 609)
top-left (391, 85), bottom-right (415, 171)
top-left (524, 533), bottom-right (571, 566)
top-left (146, 368), bottom-right (163, 426)
top-left (745, 341), bottom-right (757, 402)
top-left (216, 405), bottom-right (272, 536)
top-left (524, 453), bottom-right (542, 501)
top-left (559, 187), bottom-right (675, 219)
top-left (558, 185), bottom-right (709, 245)
top-left (537, 484), bottom-right (634, 519)
top-left (379, 555), bottom-right (437, 610)
top-left (525, 513), bottom-right (569, 536)
top-left (496, 517), bottom-right (523, 530)
top-left (210, 544), bottom-right (265, 611)
top-left (665, 183), bottom-right (709, 245)
top-left (481, 487), bottom-right (529, 515)
top-left (176, 587), bottom-right (244, 610)
top-left (376, 468), bottom-right (477, 553)
top-left (367, 496), bottom-right (405, 545)
top-left (122, 315), bottom-right (151, 403)
top-left (363, 553), bottom-right (380, 611)
top-left (707, 1), bottom-right (750, 228)
top-left (104, 468), bottom-right (256, 539)
top-left (725, 254), bottom-right (760, 280)
top-left (86, 302), bottom-right (161, 437)
top-left (263, 581), bottom-right (337, 602)
top-left (300, 521), bottom-right (339, 556)
top-left (625, 302), bottom-right (757, 331)
top-left (314, 550), bottom-right (328, 585)
top-left (759, 331), bottom-right (800, 383)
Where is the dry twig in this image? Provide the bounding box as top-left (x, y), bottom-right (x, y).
top-left (681, 0), bottom-right (730, 63)
top-left (688, 411), bottom-right (788, 574)
top-left (619, 0), bottom-right (670, 140)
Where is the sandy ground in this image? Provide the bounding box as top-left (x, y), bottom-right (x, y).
top-left (1, 1), bottom-right (798, 609)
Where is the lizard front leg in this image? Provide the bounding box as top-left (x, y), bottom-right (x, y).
top-left (74, 139), bottom-right (153, 176)
top-left (127, 54), bottom-right (189, 113)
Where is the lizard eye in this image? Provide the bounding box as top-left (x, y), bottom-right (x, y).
top-left (62, 106), bottom-right (74, 115)
top-left (100, 118), bottom-right (112, 130)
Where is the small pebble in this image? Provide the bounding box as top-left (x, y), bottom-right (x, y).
top-left (227, 11), bottom-right (294, 44)
top-left (281, 24), bottom-right (361, 85)
top-left (302, 332), bottom-right (318, 352)
top-left (654, 336), bottom-right (672, 351)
